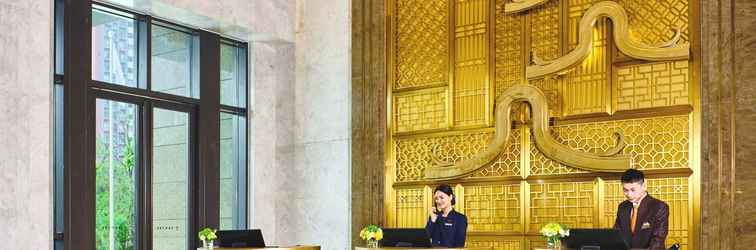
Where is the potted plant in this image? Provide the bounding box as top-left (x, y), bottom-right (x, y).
top-left (198, 227), bottom-right (218, 249)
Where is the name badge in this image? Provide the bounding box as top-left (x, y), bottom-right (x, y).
top-left (444, 223), bottom-right (453, 226)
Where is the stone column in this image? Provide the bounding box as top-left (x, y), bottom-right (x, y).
top-left (699, 0), bottom-right (756, 249)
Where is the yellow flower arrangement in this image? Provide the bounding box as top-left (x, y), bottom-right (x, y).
top-left (359, 224), bottom-right (383, 241)
top-left (540, 222), bottom-right (569, 249)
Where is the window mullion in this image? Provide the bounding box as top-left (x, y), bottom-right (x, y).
top-left (138, 15), bottom-right (151, 90)
top-left (196, 30), bottom-right (221, 249)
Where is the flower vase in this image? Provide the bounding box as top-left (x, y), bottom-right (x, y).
top-left (546, 238), bottom-right (561, 250)
top-left (203, 239), bottom-right (214, 249)
top-left (366, 239), bottom-right (379, 248)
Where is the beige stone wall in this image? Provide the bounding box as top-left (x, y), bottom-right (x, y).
top-left (699, 0), bottom-right (756, 249)
top-left (0, 1), bottom-right (54, 249)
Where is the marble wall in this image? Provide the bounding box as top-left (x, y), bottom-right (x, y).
top-left (351, 0), bottom-right (386, 247)
top-left (699, 0), bottom-right (756, 249)
top-left (273, 0), bottom-right (353, 249)
top-left (0, 1), bottom-right (54, 249)
top-left (250, 41), bottom-right (295, 245)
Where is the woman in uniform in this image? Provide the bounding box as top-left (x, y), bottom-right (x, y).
top-left (425, 184), bottom-right (468, 247)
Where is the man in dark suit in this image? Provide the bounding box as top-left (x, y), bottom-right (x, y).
top-left (613, 169), bottom-right (669, 250)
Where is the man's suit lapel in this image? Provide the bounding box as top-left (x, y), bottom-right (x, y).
top-left (635, 195), bottom-right (653, 235)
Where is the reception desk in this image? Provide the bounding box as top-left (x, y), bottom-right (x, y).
top-left (355, 247), bottom-right (492, 250)
top-left (208, 246), bottom-right (320, 250)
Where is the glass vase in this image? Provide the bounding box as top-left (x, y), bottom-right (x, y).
top-left (202, 239), bottom-right (214, 249)
top-left (546, 238), bottom-right (561, 250)
top-left (366, 239), bottom-right (378, 248)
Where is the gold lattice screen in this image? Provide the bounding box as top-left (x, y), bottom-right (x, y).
top-left (386, 0), bottom-right (698, 249)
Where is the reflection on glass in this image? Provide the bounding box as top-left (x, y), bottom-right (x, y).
top-left (92, 8), bottom-right (137, 87)
top-left (220, 113), bottom-right (247, 230)
top-left (95, 99), bottom-right (137, 250)
top-left (152, 25), bottom-right (194, 97)
top-left (53, 84), bottom-right (64, 250)
top-left (152, 108), bottom-right (189, 250)
top-left (220, 44), bottom-right (246, 107)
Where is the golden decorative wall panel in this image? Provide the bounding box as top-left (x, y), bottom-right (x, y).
top-left (394, 0), bottom-right (449, 89)
top-left (395, 187), bottom-right (427, 227)
top-left (469, 127), bottom-right (522, 178)
top-left (386, 0), bottom-right (698, 248)
top-left (529, 0), bottom-right (561, 61)
top-left (464, 184), bottom-right (522, 232)
top-left (528, 1), bottom-right (562, 117)
top-left (618, 0), bottom-right (689, 47)
top-left (532, 115), bottom-right (689, 175)
top-left (562, 0), bottom-right (610, 116)
top-left (615, 60), bottom-right (690, 110)
top-left (529, 181), bottom-right (596, 232)
top-left (494, 0), bottom-right (524, 102)
top-left (454, 0), bottom-right (489, 127)
top-left (395, 131), bottom-right (492, 182)
top-left (394, 88), bottom-right (447, 133)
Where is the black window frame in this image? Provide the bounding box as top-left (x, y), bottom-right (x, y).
top-left (54, 1), bottom-right (249, 249)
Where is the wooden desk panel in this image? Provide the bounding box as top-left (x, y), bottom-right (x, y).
top-left (355, 247), bottom-right (492, 250)
top-left (209, 246), bottom-right (320, 250)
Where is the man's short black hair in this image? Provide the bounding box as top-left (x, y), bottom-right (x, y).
top-left (621, 169), bottom-right (645, 184)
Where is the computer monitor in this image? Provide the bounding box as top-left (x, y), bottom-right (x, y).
top-left (217, 229), bottom-right (266, 248)
top-left (379, 228), bottom-right (432, 248)
top-left (562, 228), bottom-right (628, 250)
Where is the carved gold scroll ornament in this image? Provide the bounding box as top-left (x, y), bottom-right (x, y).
top-left (527, 1), bottom-right (689, 79)
top-left (424, 84), bottom-right (632, 180)
top-left (503, 0), bottom-right (551, 14)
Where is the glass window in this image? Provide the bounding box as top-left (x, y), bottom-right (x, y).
top-left (95, 99), bottom-right (138, 250)
top-left (60, 3), bottom-right (250, 248)
top-left (92, 7), bottom-right (138, 87)
top-left (219, 113), bottom-right (247, 230)
top-left (151, 24), bottom-right (196, 97)
top-left (220, 43), bottom-right (247, 108)
top-left (152, 108), bottom-right (190, 250)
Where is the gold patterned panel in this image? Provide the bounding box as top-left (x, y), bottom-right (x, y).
top-left (395, 187), bottom-right (427, 227)
top-left (470, 127), bottom-right (522, 178)
top-left (529, 129), bottom-right (589, 176)
top-left (615, 60), bottom-right (690, 110)
top-left (395, 132), bottom-right (492, 182)
top-left (618, 0), bottom-right (689, 47)
top-left (466, 237), bottom-right (523, 250)
top-left (529, 181), bottom-right (596, 232)
top-left (464, 184), bottom-right (522, 232)
top-left (394, 88), bottom-right (447, 133)
top-left (454, 0), bottom-right (489, 127)
top-left (528, 0), bottom-right (561, 117)
top-left (555, 115), bottom-right (689, 170)
top-left (395, 0), bottom-right (449, 89)
top-left (531, 116), bottom-right (689, 176)
top-left (527, 236), bottom-right (548, 250)
top-left (563, 0), bottom-right (609, 116)
top-left (530, 0), bottom-right (560, 62)
top-left (494, 0), bottom-right (524, 101)
top-left (602, 178), bottom-right (690, 249)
